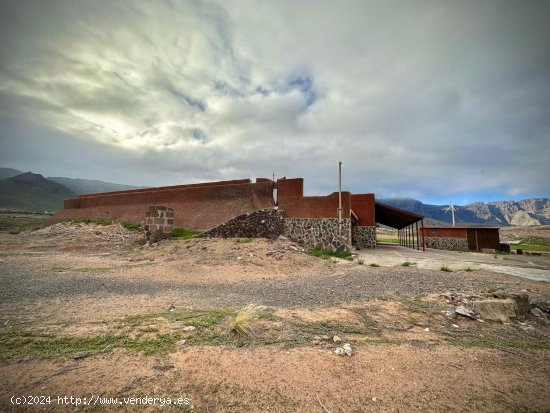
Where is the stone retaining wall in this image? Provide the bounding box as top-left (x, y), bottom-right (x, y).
top-left (424, 236), bottom-right (468, 251)
top-left (353, 226), bottom-right (376, 249)
top-left (145, 205), bottom-right (174, 242)
top-left (204, 208), bottom-right (284, 239)
top-left (284, 218), bottom-right (352, 252)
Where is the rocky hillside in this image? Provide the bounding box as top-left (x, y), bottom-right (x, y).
top-left (379, 198), bottom-right (550, 226)
top-left (0, 167), bottom-right (23, 180)
top-left (0, 172), bottom-right (75, 212)
top-left (48, 176), bottom-right (142, 195)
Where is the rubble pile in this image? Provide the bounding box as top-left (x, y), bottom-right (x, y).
top-left (205, 208), bottom-right (285, 240)
top-left (25, 222), bottom-right (142, 245)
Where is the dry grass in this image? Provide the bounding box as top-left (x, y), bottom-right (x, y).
top-left (228, 304), bottom-right (267, 339)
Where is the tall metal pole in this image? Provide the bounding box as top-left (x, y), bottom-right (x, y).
top-left (338, 161), bottom-right (342, 228)
top-left (416, 221), bottom-right (419, 250)
top-left (421, 219), bottom-right (426, 252)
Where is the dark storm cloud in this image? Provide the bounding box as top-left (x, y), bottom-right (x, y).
top-left (0, 0), bottom-right (548, 201)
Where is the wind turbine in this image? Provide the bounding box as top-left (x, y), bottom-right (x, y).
top-left (443, 203), bottom-right (457, 227)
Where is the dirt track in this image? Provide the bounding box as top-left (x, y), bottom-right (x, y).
top-left (1, 225), bottom-right (550, 412)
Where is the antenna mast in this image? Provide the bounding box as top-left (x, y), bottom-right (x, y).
top-left (338, 161), bottom-right (343, 227)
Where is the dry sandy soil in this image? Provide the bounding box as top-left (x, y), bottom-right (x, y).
top-left (500, 225), bottom-right (550, 241)
top-left (1, 223), bottom-right (550, 412)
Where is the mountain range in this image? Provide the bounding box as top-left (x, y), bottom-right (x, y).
top-left (0, 167), bottom-right (548, 225)
top-left (0, 167), bottom-right (140, 212)
top-left (0, 172), bottom-right (75, 212)
top-left (378, 198), bottom-right (550, 227)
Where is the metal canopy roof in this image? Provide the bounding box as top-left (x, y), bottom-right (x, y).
top-left (375, 202), bottom-right (423, 229)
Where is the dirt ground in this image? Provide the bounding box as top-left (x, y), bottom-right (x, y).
top-left (1, 223), bottom-right (550, 412)
top-left (499, 225), bottom-right (550, 241)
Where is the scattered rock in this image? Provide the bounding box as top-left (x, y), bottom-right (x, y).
top-left (335, 245), bottom-right (347, 254)
top-left (455, 305), bottom-right (476, 320)
top-left (333, 335), bottom-right (342, 343)
top-left (342, 343), bottom-right (353, 356)
top-left (320, 335), bottom-right (330, 341)
top-left (519, 323), bottom-right (535, 332)
top-left (371, 397), bottom-right (377, 402)
top-left (183, 326), bottom-right (196, 332)
top-left (334, 347), bottom-right (346, 356)
top-left (452, 324), bottom-right (459, 328)
top-left (532, 302), bottom-right (550, 314)
top-left (168, 305), bottom-right (176, 312)
top-left (531, 308), bottom-right (548, 319)
top-left (424, 327), bottom-right (430, 332)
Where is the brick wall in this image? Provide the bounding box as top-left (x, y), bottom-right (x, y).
top-left (350, 194), bottom-right (375, 226)
top-left (420, 227), bottom-right (468, 238)
top-left (50, 179), bottom-right (275, 231)
top-left (277, 178), bottom-right (351, 219)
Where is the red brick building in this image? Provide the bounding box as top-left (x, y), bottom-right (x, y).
top-left (419, 226), bottom-right (500, 252)
top-left (51, 176), bottom-right (424, 251)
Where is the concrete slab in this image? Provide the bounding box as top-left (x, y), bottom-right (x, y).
top-left (356, 243), bottom-right (550, 283)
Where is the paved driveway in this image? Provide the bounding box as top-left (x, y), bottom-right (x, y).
top-left (357, 243), bottom-right (550, 282)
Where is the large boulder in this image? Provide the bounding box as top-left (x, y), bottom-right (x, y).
top-left (472, 293), bottom-right (530, 322)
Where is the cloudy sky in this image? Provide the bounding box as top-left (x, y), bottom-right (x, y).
top-left (0, 0), bottom-right (548, 204)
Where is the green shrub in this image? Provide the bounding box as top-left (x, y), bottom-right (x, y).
top-left (369, 263), bottom-right (380, 267)
top-left (440, 265), bottom-right (452, 272)
top-left (171, 227), bottom-right (203, 239)
top-left (121, 221), bottom-right (142, 232)
top-left (307, 248), bottom-right (352, 260)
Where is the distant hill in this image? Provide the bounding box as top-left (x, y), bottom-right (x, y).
top-left (0, 172), bottom-right (75, 212)
top-left (0, 167), bottom-right (23, 180)
top-left (48, 177), bottom-right (142, 195)
top-left (378, 198), bottom-right (550, 227)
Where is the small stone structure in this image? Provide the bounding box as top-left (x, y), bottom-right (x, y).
top-left (205, 208), bottom-right (284, 239)
top-left (424, 236), bottom-right (468, 252)
top-left (352, 226), bottom-right (376, 249)
top-left (144, 205), bottom-right (174, 242)
top-left (284, 218), bottom-right (352, 251)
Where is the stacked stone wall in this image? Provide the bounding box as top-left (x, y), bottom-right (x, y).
top-left (204, 209), bottom-right (284, 239)
top-left (284, 218), bottom-right (352, 251)
top-left (353, 226), bottom-right (376, 249)
top-left (424, 236), bottom-right (468, 251)
top-left (144, 206), bottom-right (174, 242)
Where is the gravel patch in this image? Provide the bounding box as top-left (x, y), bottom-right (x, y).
top-left (0, 260), bottom-right (538, 311)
